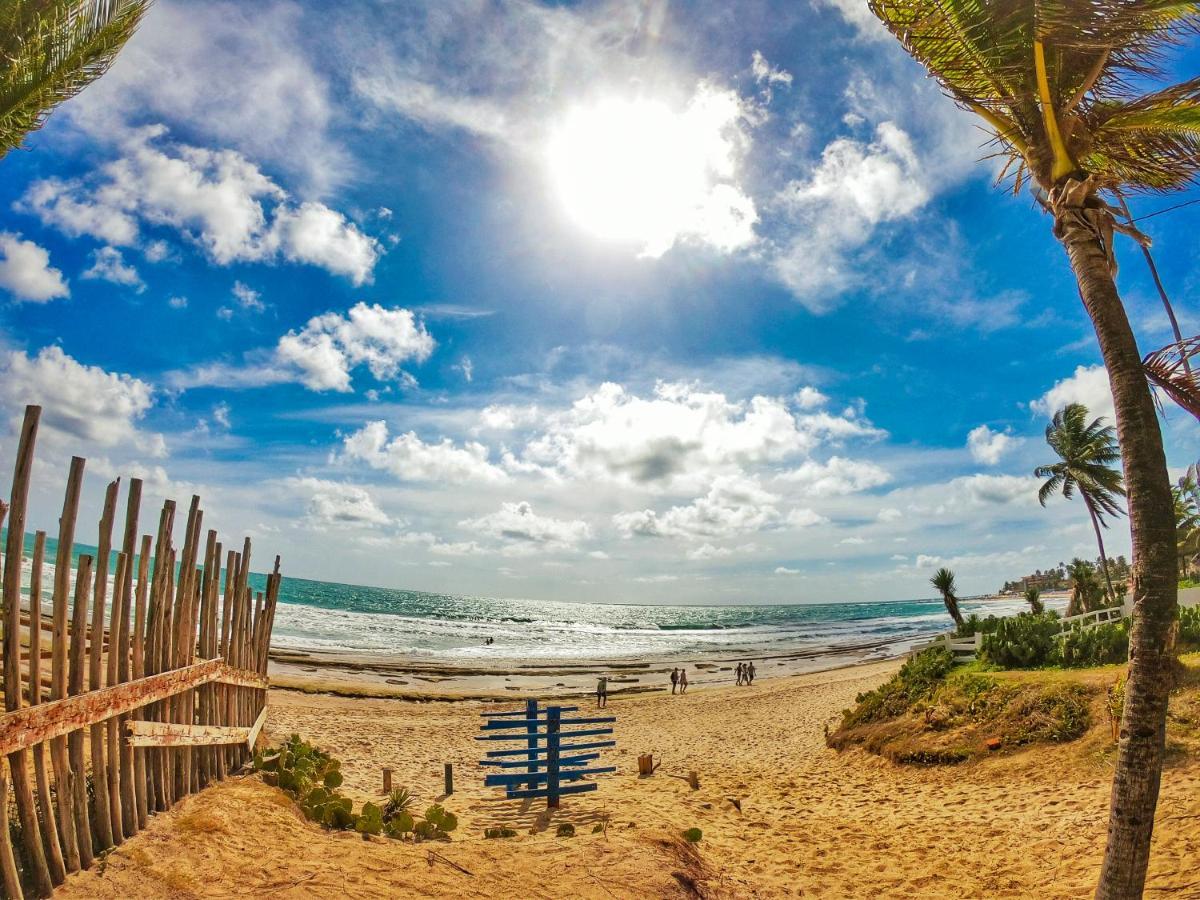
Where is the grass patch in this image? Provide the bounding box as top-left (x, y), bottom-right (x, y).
top-left (828, 649), bottom-right (1095, 765)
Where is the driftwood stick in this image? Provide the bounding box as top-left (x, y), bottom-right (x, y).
top-left (67, 554), bottom-right (95, 869)
top-left (30, 531), bottom-right (66, 885)
top-left (49, 458), bottom-right (84, 872)
top-left (0, 756), bottom-right (24, 900)
top-left (88, 479), bottom-right (120, 851)
top-left (131, 534), bottom-right (151, 828)
top-left (117, 479), bottom-right (141, 837)
top-left (3, 405), bottom-right (55, 897)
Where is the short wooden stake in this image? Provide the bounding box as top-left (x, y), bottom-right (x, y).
top-left (444, 762), bottom-right (454, 796)
top-left (382, 768), bottom-right (392, 795)
top-left (687, 770), bottom-right (700, 790)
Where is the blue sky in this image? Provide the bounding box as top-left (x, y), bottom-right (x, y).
top-left (0, 0), bottom-right (1197, 604)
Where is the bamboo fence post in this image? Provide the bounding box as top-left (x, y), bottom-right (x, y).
top-left (0, 755), bottom-right (22, 900)
top-left (30, 531), bottom-right (66, 885)
top-left (146, 500), bottom-right (174, 813)
top-left (198, 531), bottom-right (216, 787)
top-left (3, 405), bottom-right (55, 897)
top-left (116, 479), bottom-right (141, 837)
top-left (131, 535), bottom-right (151, 828)
top-left (49, 458), bottom-right (84, 872)
top-left (160, 549), bottom-right (176, 807)
top-left (208, 541), bottom-right (222, 773)
top-left (87, 479), bottom-right (119, 851)
top-left (219, 551), bottom-right (237, 774)
top-left (172, 497), bottom-right (201, 801)
top-left (67, 555), bottom-right (95, 869)
top-left (104, 553), bottom-right (128, 843)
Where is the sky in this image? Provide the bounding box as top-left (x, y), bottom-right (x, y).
top-left (0, 0), bottom-right (1197, 605)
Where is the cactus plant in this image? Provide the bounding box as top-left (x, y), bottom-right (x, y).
top-left (682, 827), bottom-right (702, 843)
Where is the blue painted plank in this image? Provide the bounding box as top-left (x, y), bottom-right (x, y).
top-left (480, 706), bottom-right (578, 717)
top-left (502, 782), bottom-right (597, 801)
top-left (480, 715), bottom-right (614, 730)
top-left (483, 740), bottom-right (615, 758)
top-left (485, 767), bottom-right (616, 787)
top-left (480, 753), bottom-right (600, 769)
top-left (475, 727), bottom-right (612, 741)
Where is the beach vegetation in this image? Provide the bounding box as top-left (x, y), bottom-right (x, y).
top-left (254, 735), bottom-right (457, 842)
top-left (556, 823), bottom-right (576, 838)
top-left (485, 826), bottom-right (518, 839)
top-left (1, 1), bottom-right (153, 160)
top-left (955, 613), bottom-right (1002, 638)
top-left (980, 613), bottom-right (1064, 669)
top-left (682, 828), bottom-right (702, 843)
top-left (1178, 606), bottom-right (1200, 650)
top-left (840, 647), bottom-right (955, 729)
top-left (1035, 404), bottom-right (1126, 606)
top-left (865, 0), bottom-right (1196, 888)
top-left (1025, 587), bottom-right (1044, 615)
top-left (930, 568), bottom-right (965, 629)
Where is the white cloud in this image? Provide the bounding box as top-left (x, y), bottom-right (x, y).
top-left (777, 456), bottom-right (891, 496)
top-left (967, 424), bottom-right (1022, 465)
top-left (461, 501), bottom-right (591, 551)
top-left (877, 507), bottom-right (903, 522)
top-left (774, 566), bottom-right (802, 576)
top-left (816, 0), bottom-right (889, 39)
top-left (0, 347), bottom-right (164, 456)
top-left (1031, 365), bottom-right (1115, 423)
top-left (340, 420), bottom-right (506, 483)
top-left (173, 303), bottom-right (435, 393)
top-left (286, 477), bottom-right (390, 528)
top-left (82, 247), bottom-right (144, 292)
top-left (168, 295), bottom-right (188, 309)
top-left (21, 129), bottom-right (380, 284)
top-left (795, 386), bottom-right (828, 409)
top-left (840, 536), bottom-right (868, 545)
top-left (614, 475), bottom-right (781, 540)
top-left (232, 281), bottom-right (264, 311)
top-left (0, 233), bottom-right (69, 302)
top-left (786, 507), bottom-right (829, 528)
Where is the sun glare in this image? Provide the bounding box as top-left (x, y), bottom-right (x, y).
top-left (546, 92), bottom-right (756, 257)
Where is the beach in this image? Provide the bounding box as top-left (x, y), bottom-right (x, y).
top-left (57, 656), bottom-right (1200, 899)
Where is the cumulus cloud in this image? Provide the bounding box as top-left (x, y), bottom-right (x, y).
top-left (340, 420), bottom-right (506, 483)
top-left (777, 456), bottom-right (891, 496)
top-left (21, 128), bottom-right (380, 284)
top-left (614, 475), bottom-right (781, 540)
top-left (232, 281), bottom-right (264, 312)
top-left (0, 347), bottom-right (164, 455)
top-left (1031, 365), bottom-right (1115, 423)
top-left (0, 233), bottom-right (69, 302)
top-left (967, 424), bottom-right (1021, 465)
top-left (82, 247), bottom-right (144, 292)
top-left (286, 477), bottom-right (390, 528)
top-left (461, 501), bottom-right (591, 551)
top-left (171, 303), bottom-right (435, 393)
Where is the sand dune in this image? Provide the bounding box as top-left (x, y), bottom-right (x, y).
top-left (59, 660), bottom-right (1200, 898)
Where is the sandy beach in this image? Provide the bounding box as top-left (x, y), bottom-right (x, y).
top-left (57, 657), bottom-right (1200, 899)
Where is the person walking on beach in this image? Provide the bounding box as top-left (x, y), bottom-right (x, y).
top-left (735, 662), bottom-right (744, 685)
top-left (670, 667), bottom-right (679, 694)
top-left (596, 675), bottom-right (608, 708)
top-left (679, 668), bottom-right (689, 694)
top-left (747, 661), bottom-right (756, 684)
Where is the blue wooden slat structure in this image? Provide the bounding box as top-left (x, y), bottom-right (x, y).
top-left (476, 699), bottom-right (616, 808)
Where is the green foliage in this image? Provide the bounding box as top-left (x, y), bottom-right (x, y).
top-left (956, 614), bottom-right (1002, 638)
top-left (1179, 605), bottom-right (1200, 649)
top-left (485, 826), bottom-right (518, 839)
top-left (840, 647), bottom-right (955, 729)
top-left (556, 823), bottom-right (576, 838)
top-left (254, 735), bottom-right (456, 843)
top-left (1059, 621), bottom-right (1129, 667)
top-left (1024, 587), bottom-right (1044, 615)
top-left (980, 612), bottom-right (1063, 669)
top-left (682, 827), bottom-right (703, 843)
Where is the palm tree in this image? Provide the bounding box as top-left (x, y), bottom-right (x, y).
top-left (1, 1), bottom-right (152, 160)
top-left (865, 3), bottom-right (1190, 894)
top-left (930, 567), bottom-right (965, 628)
top-left (1024, 586), bottom-right (1044, 614)
top-left (1174, 461), bottom-right (1200, 577)
top-left (1067, 557), bottom-right (1102, 616)
top-left (1035, 404), bottom-right (1126, 605)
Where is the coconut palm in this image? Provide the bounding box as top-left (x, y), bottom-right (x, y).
top-left (930, 567), bottom-right (965, 628)
top-left (1067, 557), bottom-right (1103, 615)
top-left (1035, 403), bottom-right (1126, 604)
top-left (1174, 461), bottom-right (1200, 576)
top-left (865, 2), bottom-right (1192, 893)
top-left (1024, 586), bottom-right (1044, 614)
top-left (1, 1), bottom-right (152, 160)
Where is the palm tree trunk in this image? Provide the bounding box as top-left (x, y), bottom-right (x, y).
top-left (1084, 494), bottom-right (1119, 605)
top-left (944, 594), bottom-right (964, 628)
top-left (1054, 191), bottom-right (1178, 900)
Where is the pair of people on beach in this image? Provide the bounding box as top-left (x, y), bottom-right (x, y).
top-left (736, 661), bottom-right (756, 685)
top-left (669, 667), bottom-right (688, 694)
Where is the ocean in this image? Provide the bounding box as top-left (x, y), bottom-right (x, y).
top-left (12, 531), bottom-right (1046, 663)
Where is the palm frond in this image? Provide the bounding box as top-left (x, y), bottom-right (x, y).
top-left (0, 1), bottom-right (153, 159)
top-left (1144, 335), bottom-right (1200, 420)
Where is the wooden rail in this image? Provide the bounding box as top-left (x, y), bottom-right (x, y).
top-left (910, 603), bottom-right (1129, 661)
top-left (0, 406), bottom-right (283, 899)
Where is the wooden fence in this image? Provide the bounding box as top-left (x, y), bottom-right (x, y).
top-left (0, 406), bottom-right (282, 899)
top-left (910, 601), bottom-right (1131, 661)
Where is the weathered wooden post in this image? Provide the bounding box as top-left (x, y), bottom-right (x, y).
top-left (444, 762), bottom-right (454, 796)
top-left (546, 706), bottom-right (561, 808)
top-left (524, 698), bottom-right (538, 792)
top-left (383, 768), bottom-right (393, 795)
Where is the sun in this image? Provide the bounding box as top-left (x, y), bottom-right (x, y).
top-left (545, 93), bottom-right (755, 257)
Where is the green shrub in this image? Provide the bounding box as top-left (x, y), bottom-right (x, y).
top-left (956, 614), bottom-right (1002, 638)
top-left (840, 647), bottom-right (954, 728)
top-left (1179, 606), bottom-right (1200, 650)
top-left (485, 826), bottom-right (517, 839)
top-left (682, 827), bottom-right (702, 843)
top-left (556, 823), bottom-right (576, 838)
top-left (1058, 621), bottom-right (1129, 667)
top-left (980, 613), bottom-right (1062, 669)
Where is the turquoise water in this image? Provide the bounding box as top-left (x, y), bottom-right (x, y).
top-left (10, 531), bottom-right (1038, 661)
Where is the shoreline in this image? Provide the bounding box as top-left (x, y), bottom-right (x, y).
top-left (267, 632), bottom-right (917, 701)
